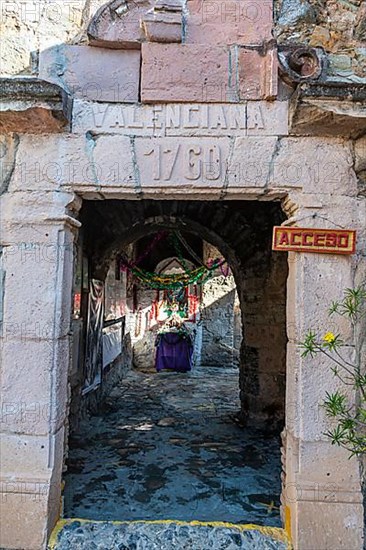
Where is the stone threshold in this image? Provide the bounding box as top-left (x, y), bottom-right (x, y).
top-left (49, 518), bottom-right (292, 550)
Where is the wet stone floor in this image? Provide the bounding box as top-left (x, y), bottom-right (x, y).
top-left (63, 368), bottom-right (282, 527)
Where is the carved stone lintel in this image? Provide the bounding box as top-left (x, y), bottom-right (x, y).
top-left (142, 0), bottom-right (183, 43)
top-left (278, 46), bottom-right (325, 86)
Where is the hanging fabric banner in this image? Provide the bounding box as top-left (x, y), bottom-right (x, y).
top-left (82, 279), bottom-right (104, 395)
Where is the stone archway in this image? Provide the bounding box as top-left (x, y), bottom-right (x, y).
top-left (61, 196), bottom-right (288, 530)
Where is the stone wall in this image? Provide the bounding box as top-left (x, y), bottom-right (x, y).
top-left (2, 0), bottom-right (366, 85)
top-left (130, 287), bottom-right (158, 371)
top-left (0, 0), bottom-right (102, 75)
top-left (275, 0), bottom-right (366, 82)
top-left (239, 247), bottom-right (288, 431)
top-left (68, 257), bottom-right (132, 433)
top-left (200, 242), bottom-right (241, 368)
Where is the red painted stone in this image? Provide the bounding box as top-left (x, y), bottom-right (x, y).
top-left (238, 47), bottom-right (278, 100)
top-left (185, 0), bottom-right (273, 45)
top-left (39, 45), bottom-right (140, 103)
top-left (142, 11), bottom-right (182, 43)
top-left (141, 43), bottom-right (236, 103)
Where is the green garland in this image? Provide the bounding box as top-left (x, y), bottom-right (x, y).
top-left (123, 230), bottom-right (228, 290)
top-left (131, 259), bottom-right (222, 290)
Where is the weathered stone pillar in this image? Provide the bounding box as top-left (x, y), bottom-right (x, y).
top-left (240, 251), bottom-right (288, 430)
top-left (283, 197), bottom-right (364, 549)
top-left (0, 191), bottom-right (79, 549)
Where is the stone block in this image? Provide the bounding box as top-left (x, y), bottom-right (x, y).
top-left (73, 101), bottom-right (164, 136)
top-left (185, 0), bottom-right (273, 45)
top-left (141, 43), bottom-right (235, 103)
top-left (72, 101), bottom-right (289, 137)
top-left (1, 226), bottom-right (73, 338)
top-left (227, 137), bottom-right (278, 188)
top-left (91, 135), bottom-right (136, 188)
top-left (247, 101), bottom-right (288, 136)
top-left (134, 136), bottom-right (231, 188)
top-left (285, 346), bottom-right (302, 437)
top-left (0, 429), bottom-right (64, 547)
top-left (162, 104), bottom-right (245, 136)
top-left (301, 254), bottom-right (354, 327)
top-left (0, 191), bottom-right (77, 241)
top-left (142, 10), bottom-right (182, 43)
top-left (0, 491), bottom-right (49, 550)
top-left (39, 45), bottom-right (140, 103)
top-left (0, 134), bottom-right (19, 194)
top-left (238, 47), bottom-right (278, 100)
top-left (9, 134), bottom-right (87, 192)
top-left (9, 133), bottom-right (137, 192)
top-left (0, 339), bottom-right (70, 434)
top-left (299, 353), bottom-right (355, 441)
top-left (272, 137), bottom-right (358, 195)
top-left (0, 433), bottom-right (51, 475)
top-left (295, 500), bottom-right (363, 550)
top-left (297, 441), bottom-right (361, 489)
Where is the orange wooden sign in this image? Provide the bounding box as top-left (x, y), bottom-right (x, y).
top-left (272, 226), bottom-right (356, 255)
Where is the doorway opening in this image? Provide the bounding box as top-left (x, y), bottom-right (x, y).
top-left (64, 199), bottom-right (288, 527)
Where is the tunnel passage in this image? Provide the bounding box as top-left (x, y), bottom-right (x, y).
top-left (74, 199), bottom-right (288, 431)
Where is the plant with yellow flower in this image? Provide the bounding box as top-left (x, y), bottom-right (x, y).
top-left (300, 286), bottom-right (366, 457)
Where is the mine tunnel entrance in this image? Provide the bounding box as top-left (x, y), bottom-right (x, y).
top-left (63, 199), bottom-right (288, 526)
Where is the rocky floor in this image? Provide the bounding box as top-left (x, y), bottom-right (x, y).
top-left (63, 368), bottom-right (282, 527)
top-left (50, 520), bottom-right (290, 550)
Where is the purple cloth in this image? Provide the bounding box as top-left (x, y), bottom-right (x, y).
top-left (155, 332), bottom-right (193, 372)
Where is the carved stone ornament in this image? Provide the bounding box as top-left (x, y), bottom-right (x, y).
top-left (278, 46), bottom-right (325, 85)
top-left (87, 0), bottom-right (154, 49)
top-left (87, 0), bottom-right (183, 48)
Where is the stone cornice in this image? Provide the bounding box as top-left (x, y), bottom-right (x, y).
top-left (296, 81), bottom-right (366, 101)
top-left (0, 77), bottom-right (72, 134)
top-left (289, 81), bottom-right (366, 138)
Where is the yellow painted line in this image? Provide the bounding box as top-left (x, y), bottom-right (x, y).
top-left (49, 518), bottom-right (292, 550)
top-left (285, 505), bottom-right (292, 540)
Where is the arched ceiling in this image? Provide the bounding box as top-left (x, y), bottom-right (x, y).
top-left (80, 199), bottom-right (286, 280)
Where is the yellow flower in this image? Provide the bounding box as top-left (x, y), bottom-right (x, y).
top-left (323, 332), bottom-right (336, 344)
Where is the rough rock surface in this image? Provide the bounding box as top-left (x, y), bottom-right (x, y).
top-left (277, 0), bottom-right (316, 28)
top-left (50, 520), bottom-right (289, 550)
top-left (275, 0), bottom-right (366, 82)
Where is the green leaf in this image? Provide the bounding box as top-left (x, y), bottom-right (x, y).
top-left (300, 330), bottom-right (319, 357)
top-left (323, 391), bottom-right (347, 416)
